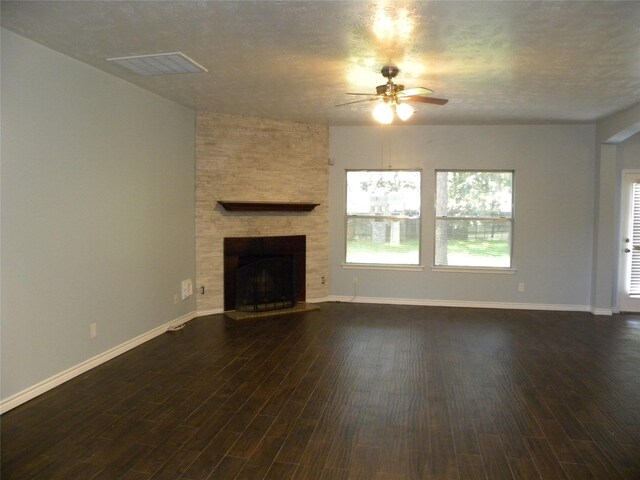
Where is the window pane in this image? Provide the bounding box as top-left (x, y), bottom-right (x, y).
top-left (347, 171), bottom-right (421, 216)
top-left (346, 217), bottom-right (420, 265)
top-left (346, 170), bottom-right (421, 265)
top-left (436, 171), bottom-right (512, 218)
top-left (435, 170), bottom-right (513, 268)
top-left (435, 218), bottom-right (511, 267)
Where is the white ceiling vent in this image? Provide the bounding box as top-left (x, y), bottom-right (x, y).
top-left (106, 52), bottom-right (207, 76)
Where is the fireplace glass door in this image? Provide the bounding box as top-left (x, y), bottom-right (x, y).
top-left (236, 255), bottom-right (296, 312)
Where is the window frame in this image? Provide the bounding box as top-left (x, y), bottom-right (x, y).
top-left (433, 169), bottom-right (515, 271)
top-left (344, 169), bottom-right (423, 268)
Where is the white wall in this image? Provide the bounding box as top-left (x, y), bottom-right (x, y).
top-left (329, 124), bottom-right (596, 310)
top-left (1, 29), bottom-right (196, 406)
top-left (592, 103), bottom-right (640, 312)
top-left (598, 102), bottom-right (640, 145)
top-left (620, 132), bottom-right (640, 170)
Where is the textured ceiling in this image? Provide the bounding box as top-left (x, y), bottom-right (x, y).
top-left (2, 1), bottom-right (640, 126)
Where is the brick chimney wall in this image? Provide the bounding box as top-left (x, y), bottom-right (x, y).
top-left (195, 112), bottom-right (329, 313)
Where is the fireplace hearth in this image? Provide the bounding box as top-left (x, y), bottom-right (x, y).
top-left (223, 235), bottom-right (306, 312)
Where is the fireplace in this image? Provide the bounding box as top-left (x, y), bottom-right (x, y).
top-left (236, 255), bottom-right (295, 311)
top-left (224, 235), bottom-right (306, 311)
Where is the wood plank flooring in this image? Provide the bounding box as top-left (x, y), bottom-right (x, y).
top-left (2, 303), bottom-right (639, 479)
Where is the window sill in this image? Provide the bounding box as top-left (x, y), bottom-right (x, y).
top-left (341, 263), bottom-right (424, 272)
top-left (431, 266), bottom-right (517, 274)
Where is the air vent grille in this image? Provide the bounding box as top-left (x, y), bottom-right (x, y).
top-left (106, 52), bottom-right (207, 76)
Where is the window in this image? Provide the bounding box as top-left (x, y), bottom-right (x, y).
top-left (346, 170), bottom-right (421, 265)
top-left (435, 170), bottom-right (513, 268)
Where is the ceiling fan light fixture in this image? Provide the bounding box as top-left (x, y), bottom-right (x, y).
top-left (373, 102), bottom-right (394, 124)
top-left (337, 65), bottom-right (448, 123)
top-left (396, 102), bottom-right (414, 121)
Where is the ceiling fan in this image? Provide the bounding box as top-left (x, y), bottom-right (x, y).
top-left (336, 65), bottom-right (448, 123)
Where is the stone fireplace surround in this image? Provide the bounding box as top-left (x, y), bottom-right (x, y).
top-left (195, 112), bottom-right (329, 314)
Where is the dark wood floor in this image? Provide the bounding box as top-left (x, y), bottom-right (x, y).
top-left (2, 303), bottom-right (640, 479)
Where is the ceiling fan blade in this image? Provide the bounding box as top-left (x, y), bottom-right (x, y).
top-left (345, 92), bottom-right (379, 96)
top-left (335, 97), bottom-right (378, 107)
top-left (398, 87), bottom-right (433, 96)
top-left (404, 96), bottom-right (449, 105)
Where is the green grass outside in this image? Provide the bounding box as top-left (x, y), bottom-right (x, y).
top-left (346, 238), bottom-right (420, 264)
top-left (347, 238), bottom-right (419, 254)
top-left (346, 238), bottom-right (510, 265)
top-left (446, 239), bottom-right (509, 258)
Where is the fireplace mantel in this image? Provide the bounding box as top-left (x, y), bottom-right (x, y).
top-left (218, 201), bottom-right (319, 212)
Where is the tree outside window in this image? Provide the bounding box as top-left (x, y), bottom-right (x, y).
top-left (435, 170), bottom-right (513, 268)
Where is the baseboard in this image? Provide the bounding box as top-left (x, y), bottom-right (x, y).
top-left (591, 307), bottom-right (614, 316)
top-left (167, 310), bottom-right (198, 328)
top-left (196, 308), bottom-right (224, 317)
top-left (306, 296), bottom-right (330, 304)
top-left (0, 310), bottom-right (197, 414)
top-left (326, 295), bottom-right (592, 312)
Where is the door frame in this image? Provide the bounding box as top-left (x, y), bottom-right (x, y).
top-left (617, 169), bottom-right (640, 312)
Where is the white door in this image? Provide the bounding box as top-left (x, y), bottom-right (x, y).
top-left (618, 170), bottom-right (640, 312)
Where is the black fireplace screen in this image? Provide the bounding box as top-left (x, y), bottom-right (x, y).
top-left (236, 255), bottom-right (296, 312)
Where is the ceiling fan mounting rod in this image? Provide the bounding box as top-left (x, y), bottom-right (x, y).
top-left (379, 65), bottom-right (403, 97)
top-left (381, 65), bottom-right (400, 80)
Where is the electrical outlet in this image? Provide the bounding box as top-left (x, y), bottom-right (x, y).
top-left (321, 276), bottom-right (326, 285)
top-left (90, 323), bottom-right (97, 338)
top-left (518, 282), bottom-right (525, 292)
top-left (181, 279), bottom-right (193, 300)
top-left (174, 294), bottom-right (180, 304)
